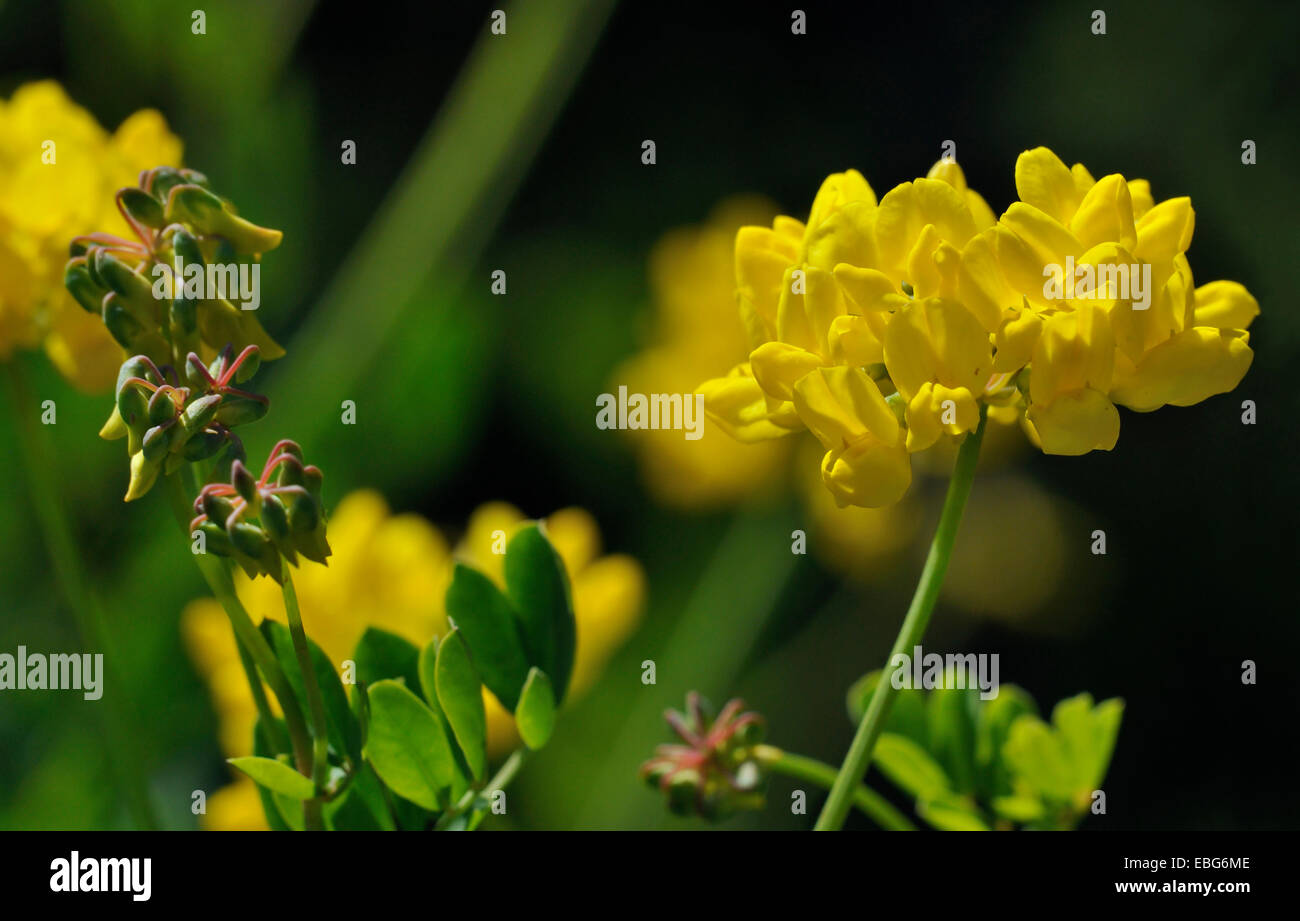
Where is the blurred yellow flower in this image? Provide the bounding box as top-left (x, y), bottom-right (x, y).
top-left (0, 80), bottom-right (182, 391)
top-left (182, 490), bottom-right (643, 829)
top-left (615, 198), bottom-right (790, 508)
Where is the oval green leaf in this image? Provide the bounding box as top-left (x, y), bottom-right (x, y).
top-left (363, 679), bottom-right (453, 810)
top-left (504, 525), bottom-right (576, 701)
top-left (228, 755), bottom-right (316, 801)
top-left (445, 563), bottom-right (530, 710)
top-left (515, 667), bottom-right (557, 750)
top-left (433, 630), bottom-right (488, 781)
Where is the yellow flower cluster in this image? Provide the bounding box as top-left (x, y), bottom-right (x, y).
top-left (182, 490), bottom-right (644, 829)
top-left (0, 81), bottom-right (182, 391)
top-left (700, 148), bottom-right (1257, 507)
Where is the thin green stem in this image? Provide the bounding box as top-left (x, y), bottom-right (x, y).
top-left (280, 561), bottom-right (329, 830)
top-left (3, 359), bottom-right (158, 830)
top-left (435, 748), bottom-right (527, 830)
top-left (759, 747), bottom-right (916, 831)
top-left (814, 407), bottom-right (987, 831)
top-left (176, 465), bottom-right (289, 755)
top-left (163, 473), bottom-right (312, 779)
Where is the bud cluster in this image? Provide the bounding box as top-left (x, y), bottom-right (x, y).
top-left (64, 166), bottom-right (284, 372)
top-left (640, 693), bottom-right (768, 820)
top-left (101, 345), bottom-right (269, 501)
top-left (190, 440), bottom-right (332, 583)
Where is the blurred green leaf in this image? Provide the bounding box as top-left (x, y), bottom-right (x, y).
top-left (1053, 694), bottom-right (1124, 792)
top-left (975, 685), bottom-right (1038, 797)
top-left (363, 679), bottom-right (453, 811)
top-left (926, 685), bottom-right (978, 795)
top-left (919, 792), bottom-right (990, 831)
top-left (445, 563), bottom-right (530, 711)
top-left (228, 755), bottom-right (314, 800)
top-left (353, 627), bottom-right (422, 698)
top-left (515, 667), bottom-right (557, 751)
top-left (504, 524), bottom-right (576, 701)
top-left (252, 717), bottom-right (291, 831)
top-left (873, 732), bottom-right (952, 802)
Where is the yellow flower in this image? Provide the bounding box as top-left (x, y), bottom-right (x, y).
top-left (182, 490), bottom-right (643, 829)
top-left (700, 149), bottom-right (1257, 505)
top-left (703, 159), bottom-right (1003, 507)
top-left (0, 81), bottom-right (182, 391)
top-left (996, 147), bottom-right (1255, 444)
top-left (616, 199), bottom-right (790, 507)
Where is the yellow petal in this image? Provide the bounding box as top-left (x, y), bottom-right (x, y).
top-left (875, 179), bottom-right (977, 282)
top-left (820, 438), bottom-right (912, 508)
top-left (1029, 305), bottom-right (1115, 403)
top-left (1134, 196), bottom-right (1195, 263)
top-left (1109, 327), bottom-right (1252, 411)
top-left (1014, 147), bottom-right (1082, 223)
top-left (735, 225), bottom-right (799, 333)
top-left (1069, 174), bottom-right (1137, 251)
top-left (905, 382), bottom-right (979, 452)
top-left (1193, 280), bottom-right (1259, 330)
top-left (699, 363), bottom-right (799, 441)
top-left (805, 199), bottom-right (879, 271)
top-left (1026, 388), bottom-right (1119, 455)
top-left (827, 314), bottom-right (884, 365)
top-left (792, 365), bottom-right (899, 449)
top-left (750, 341), bottom-right (825, 402)
top-left (956, 229), bottom-right (1014, 331)
top-left (883, 297), bottom-right (991, 400)
top-left (807, 169), bottom-right (877, 233)
top-left (993, 306), bottom-right (1042, 373)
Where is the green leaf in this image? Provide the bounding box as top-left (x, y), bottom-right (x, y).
top-left (363, 679), bottom-right (454, 810)
top-left (515, 667), bottom-right (557, 750)
top-left (353, 627), bottom-right (422, 698)
top-left (445, 563), bottom-right (531, 710)
top-left (918, 792), bottom-right (991, 831)
top-left (504, 525), bottom-right (576, 701)
top-left (1053, 693), bottom-right (1124, 792)
top-left (1002, 716), bottom-right (1077, 801)
top-left (992, 794), bottom-right (1047, 824)
top-left (926, 685), bottom-right (978, 795)
top-left (975, 684), bottom-right (1038, 797)
top-left (432, 630), bottom-right (488, 781)
top-left (261, 620), bottom-right (362, 765)
top-left (873, 732), bottom-right (953, 802)
top-left (228, 756), bottom-right (316, 800)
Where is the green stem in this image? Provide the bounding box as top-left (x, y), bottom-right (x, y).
top-left (435, 749), bottom-right (527, 830)
top-left (759, 747), bottom-right (916, 831)
top-left (2, 359), bottom-right (158, 830)
top-left (163, 473), bottom-right (312, 779)
top-left (280, 561), bottom-right (329, 830)
top-left (814, 407), bottom-right (987, 831)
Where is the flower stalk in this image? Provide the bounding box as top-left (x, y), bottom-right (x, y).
top-left (814, 406), bottom-right (987, 831)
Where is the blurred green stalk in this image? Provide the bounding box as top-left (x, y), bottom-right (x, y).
top-left (2, 358), bottom-right (158, 830)
top-left (272, 0), bottom-right (618, 443)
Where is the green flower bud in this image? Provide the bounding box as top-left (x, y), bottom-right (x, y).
top-left (118, 187), bottom-right (165, 229)
top-left (65, 258), bottom-right (106, 313)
